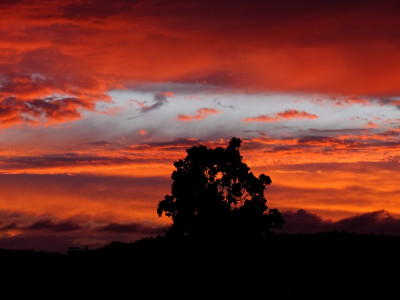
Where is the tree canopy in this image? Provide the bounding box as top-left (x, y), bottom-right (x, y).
top-left (158, 137), bottom-right (284, 237)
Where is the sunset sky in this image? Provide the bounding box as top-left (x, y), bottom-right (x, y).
top-left (1, 0), bottom-right (400, 252)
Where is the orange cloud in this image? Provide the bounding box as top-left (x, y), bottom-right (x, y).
top-left (139, 129), bottom-right (147, 136)
top-left (176, 107), bottom-right (220, 122)
top-left (1, 0), bottom-right (400, 250)
top-left (364, 121), bottom-right (381, 128)
top-left (0, 133), bottom-right (400, 251)
top-left (313, 97), bottom-right (372, 107)
top-left (243, 109), bottom-right (318, 122)
top-left (0, 173), bottom-right (171, 225)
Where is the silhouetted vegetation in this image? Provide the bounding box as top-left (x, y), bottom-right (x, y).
top-left (3, 232), bottom-right (400, 297)
top-left (158, 137), bottom-right (284, 237)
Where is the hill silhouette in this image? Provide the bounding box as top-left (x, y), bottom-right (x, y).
top-left (2, 232), bottom-right (400, 297)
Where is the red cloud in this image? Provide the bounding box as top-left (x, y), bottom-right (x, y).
top-left (0, 0), bottom-right (400, 127)
top-left (0, 96), bottom-right (98, 127)
top-left (334, 97), bottom-right (370, 107)
top-left (243, 109), bottom-right (318, 122)
top-left (391, 100), bottom-right (400, 106)
top-left (176, 108), bottom-right (220, 122)
top-left (0, 49), bottom-right (112, 126)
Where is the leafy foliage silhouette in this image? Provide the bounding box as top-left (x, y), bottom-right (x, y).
top-left (157, 137), bottom-right (284, 237)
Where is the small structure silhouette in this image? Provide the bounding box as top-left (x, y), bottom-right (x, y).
top-left (67, 247), bottom-right (81, 255)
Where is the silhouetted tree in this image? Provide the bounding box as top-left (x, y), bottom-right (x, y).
top-left (157, 137), bottom-right (284, 237)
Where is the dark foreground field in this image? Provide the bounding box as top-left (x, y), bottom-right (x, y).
top-left (2, 232), bottom-right (399, 298)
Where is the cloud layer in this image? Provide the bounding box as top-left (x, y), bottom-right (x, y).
top-left (0, 0), bottom-right (399, 252)
top-left (280, 209), bottom-right (400, 236)
top-left (0, 209), bottom-right (168, 253)
top-left (1, 0), bottom-right (400, 126)
top-left (2, 207), bottom-right (400, 253)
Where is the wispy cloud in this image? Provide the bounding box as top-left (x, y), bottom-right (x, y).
top-left (176, 107), bottom-right (220, 122)
top-left (243, 109), bottom-right (318, 122)
top-left (24, 219), bottom-right (82, 232)
top-left (140, 92), bottom-right (173, 113)
top-left (97, 222), bottom-right (168, 235)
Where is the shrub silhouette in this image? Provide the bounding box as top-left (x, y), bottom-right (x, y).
top-left (157, 137), bottom-right (284, 237)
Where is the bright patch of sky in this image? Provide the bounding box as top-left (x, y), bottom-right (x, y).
top-left (103, 88), bottom-right (399, 139)
top-left (1, 88), bottom-right (398, 151)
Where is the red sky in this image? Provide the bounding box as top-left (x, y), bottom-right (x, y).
top-left (1, 0), bottom-right (400, 252)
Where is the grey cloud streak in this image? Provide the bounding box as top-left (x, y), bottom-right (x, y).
top-left (140, 92), bottom-right (170, 113)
